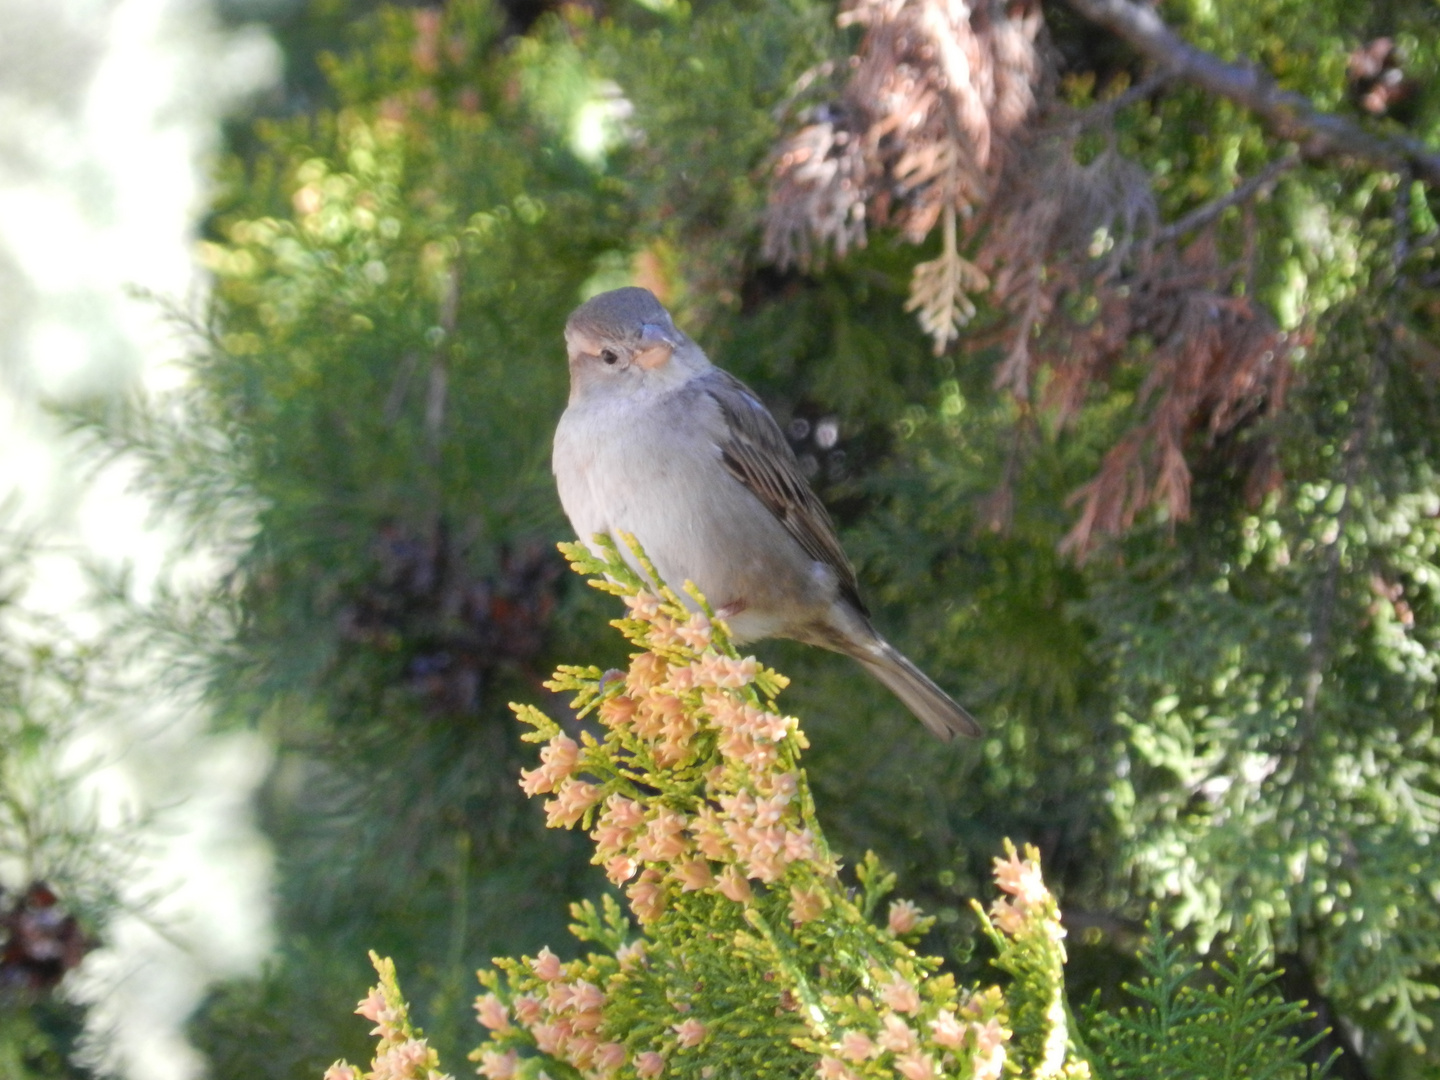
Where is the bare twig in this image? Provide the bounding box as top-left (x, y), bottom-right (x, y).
top-left (1065, 69), bottom-right (1174, 130)
top-left (1065, 0), bottom-right (1440, 185)
top-left (424, 261), bottom-right (463, 449)
top-left (770, 59), bottom-right (838, 122)
top-left (1157, 152), bottom-right (1300, 243)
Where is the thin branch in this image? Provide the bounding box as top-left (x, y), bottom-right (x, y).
top-left (1066, 69), bottom-right (1174, 130)
top-left (1156, 152), bottom-right (1300, 243)
top-left (770, 59), bottom-right (838, 122)
top-left (1064, 0), bottom-right (1440, 185)
top-left (424, 260), bottom-right (463, 451)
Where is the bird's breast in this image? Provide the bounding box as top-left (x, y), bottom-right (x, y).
top-left (553, 389), bottom-right (833, 640)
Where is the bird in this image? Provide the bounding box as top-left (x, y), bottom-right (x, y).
top-left (552, 286), bottom-right (981, 740)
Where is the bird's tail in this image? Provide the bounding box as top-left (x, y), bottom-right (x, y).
top-left (855, 638), bottom-right (982, 741)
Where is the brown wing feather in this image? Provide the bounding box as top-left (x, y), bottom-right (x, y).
top-left (698, 370), bottom-right (867, 616)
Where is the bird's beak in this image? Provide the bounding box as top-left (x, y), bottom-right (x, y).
top-left (635, 322), bottom-right (676, 370)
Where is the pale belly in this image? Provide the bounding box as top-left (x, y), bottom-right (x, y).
top-left (554, 399), bottom-right (831, 642)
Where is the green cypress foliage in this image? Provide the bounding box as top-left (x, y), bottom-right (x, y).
top-left (320, 542), bottom-right (1327, 1080)
top-left (56, 0), bottom-right (1440, 1075)
top-left (1082, 913), bottom-right (1335, 1080)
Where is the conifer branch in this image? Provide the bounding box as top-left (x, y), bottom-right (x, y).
top-left (1064, 0), bottom-right (1440, 184)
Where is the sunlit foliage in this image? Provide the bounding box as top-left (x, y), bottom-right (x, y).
top-left (56, 0), bottom-right (1440, 1075)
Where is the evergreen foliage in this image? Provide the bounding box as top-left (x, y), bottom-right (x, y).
top-left (0, 532), bottom-right (119, 1080)
top-left (322, 542), bottom-right (1327, 1080)
top-left (1081, 912), bottom-right (1335, 1080)
top-left (36, 0), bottom-right (1440, 1076)
top-left (471, 537), bottom-right (1039, 1080)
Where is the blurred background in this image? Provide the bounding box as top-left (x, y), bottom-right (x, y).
top-left (2, 1), bottom-right (1439, 1078)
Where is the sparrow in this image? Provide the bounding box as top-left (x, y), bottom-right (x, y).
top-left (552, 286), bottom-right (980, 740)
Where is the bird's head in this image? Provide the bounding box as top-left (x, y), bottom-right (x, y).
top-left (563, 287), bottom-right (705, 401)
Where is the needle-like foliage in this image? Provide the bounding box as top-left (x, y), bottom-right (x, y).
top-left (320, 540), bottom-right (1333, 1080)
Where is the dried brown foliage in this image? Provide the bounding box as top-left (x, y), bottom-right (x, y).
top-left (763, 0), bottom-right (1294, 556)
top-left (977, 134), bottom-right (1293, 555)
top-left (765, 0), bottom-right (1043, 349)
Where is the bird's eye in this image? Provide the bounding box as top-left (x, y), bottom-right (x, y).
top-left (600, 348), bottom-right (619, 366)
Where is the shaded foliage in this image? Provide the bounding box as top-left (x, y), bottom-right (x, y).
top-left (52, 0), bottom-right (1440, 1077)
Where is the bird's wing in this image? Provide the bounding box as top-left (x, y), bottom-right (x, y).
top-left (697, 369), bottom-right (867, 616)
